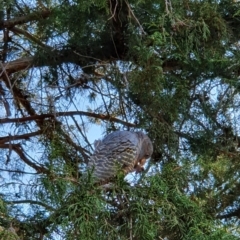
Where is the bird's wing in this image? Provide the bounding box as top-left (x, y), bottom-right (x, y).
top-left (89, 136), bottom-right (138, 181)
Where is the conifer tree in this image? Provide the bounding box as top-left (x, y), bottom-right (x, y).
top-left (0, 0), bottom-right (240, 239)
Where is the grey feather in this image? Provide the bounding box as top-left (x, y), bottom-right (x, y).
top-left (88, 130), bottom-right (153, 182)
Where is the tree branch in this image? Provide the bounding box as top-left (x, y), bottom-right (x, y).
top-left (1, 9), bottom-right (51, 29)
top-left (217, 208), bottom-right (240, 219)
top-left (0, 111), bottom-right (136, 127)
top-left (6, 200), bottom-right (55, 211)
top-left (0, 168), bottom-right (38, 175)
top-left (10, 27), bottom-right (52, 49)
top-left (0, 143), bottom-right (49, 174)
top-left (0, 57), bottom-right (34, 76)
top-left (0, 130), bottom-right (42, 144)
top-left (0, 53), bottom-right (181, 79)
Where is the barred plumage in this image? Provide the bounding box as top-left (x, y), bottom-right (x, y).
top-left (88, 131), bottom-right (153, 182)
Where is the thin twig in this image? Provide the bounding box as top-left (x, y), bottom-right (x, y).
top-left (129, 213), bottom-right (133, 240)
top-left (108, 0), bottom-right (118, 20)
top-left (124, 0), bottom-right (146, 35)
top-left (0, 62), bottom-right (14, 98)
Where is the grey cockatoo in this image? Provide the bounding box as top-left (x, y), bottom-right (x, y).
top-left (88, 131), bottom-right (153, 183)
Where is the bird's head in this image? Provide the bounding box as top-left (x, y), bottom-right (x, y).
top-left (134, 132), bottom-right (153, 172)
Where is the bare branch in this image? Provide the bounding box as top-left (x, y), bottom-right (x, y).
top-left (6, 200), bottom-right (55, 211)
top-left (1, 9), bottom-right (51, 29)
top-left (0, 57), bottom-right (34, 76)
top-left (0, 111), bottom-right (136, 127)
top-left (0, 168), bottom-right (38, 175)
top-left (0, 130), bottom-right (42, 144)
top-left (10, 27), bottom-right (52, 49)
top-left (0, 143), bottom-right (49, 174)
top-left (217, 208), bottom-right (240, 219)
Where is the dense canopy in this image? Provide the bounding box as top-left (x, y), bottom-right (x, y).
top-left (1, 0), bottom-right (240, 239)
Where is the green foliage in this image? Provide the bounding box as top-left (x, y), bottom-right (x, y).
top-left (0, 228), bottom-right (19, 240)
top-left (2, 0), bottom-right (240, 239)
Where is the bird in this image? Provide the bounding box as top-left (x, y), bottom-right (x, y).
top-left (88, 130), bottom-right (153, 183)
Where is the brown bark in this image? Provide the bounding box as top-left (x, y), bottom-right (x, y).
top-left (1, 9), bottom-right (51, 29)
